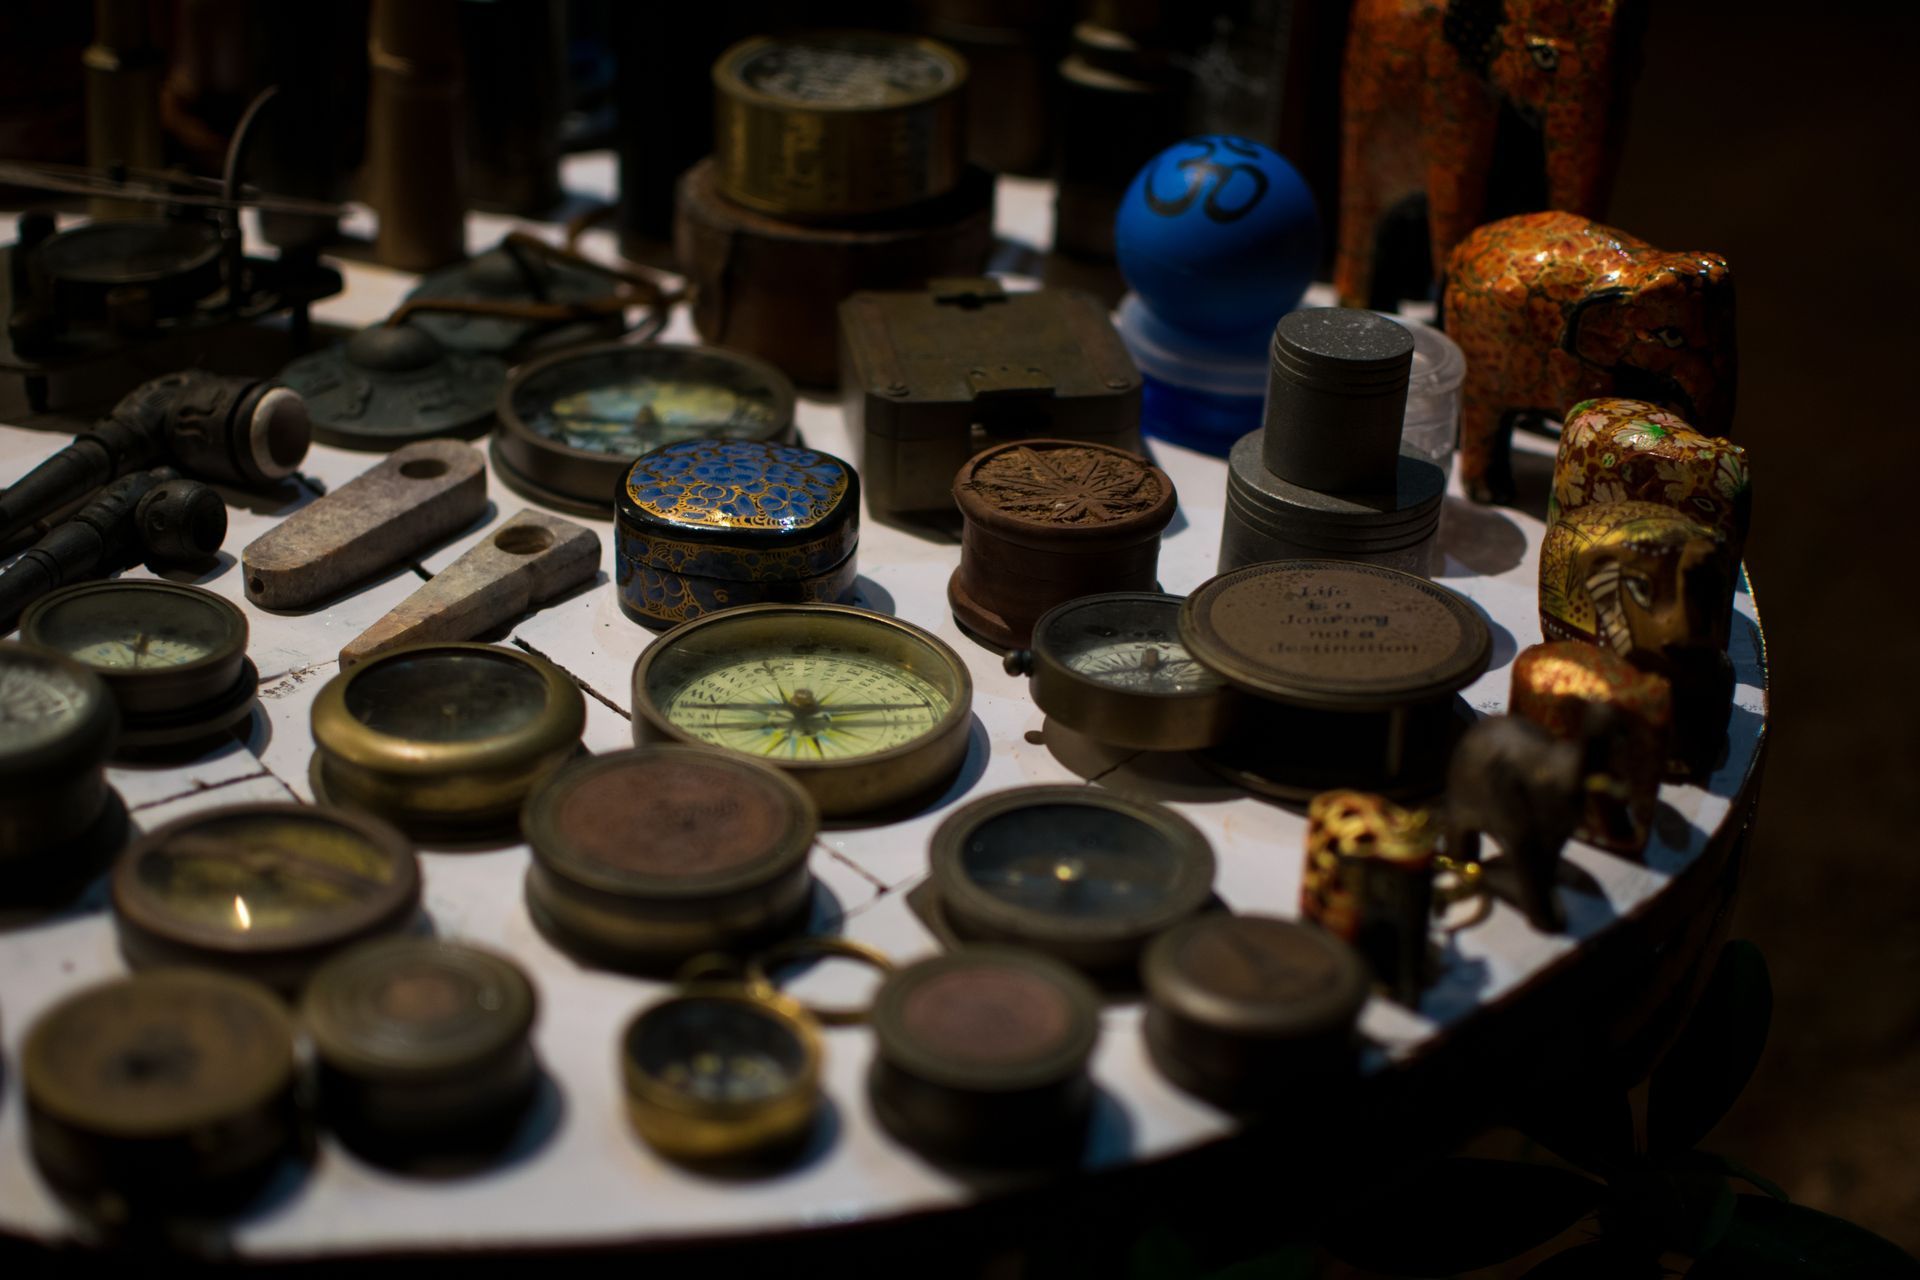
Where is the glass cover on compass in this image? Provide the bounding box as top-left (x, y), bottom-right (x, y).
top-left (1037, 594), bottom-right (1224, 696)
top-left (510, 345), bottom-right (793, 460)
top-left (28, 583), bottom-right (239, 673)
top-left (961, 803), bottom-right (1191, 921)
top-left (644, 611), bottom-right (958, 763)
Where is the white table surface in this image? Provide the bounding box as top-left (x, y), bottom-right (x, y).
top-left (0, 156), bottom-right (1768, 1255)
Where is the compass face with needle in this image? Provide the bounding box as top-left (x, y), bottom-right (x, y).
top-left (633, 605), bottom-right (975, 817)
top-left (1064, 637), bottom-right (1217, 694)
top-left (664, 650), bottom-right (951, 761)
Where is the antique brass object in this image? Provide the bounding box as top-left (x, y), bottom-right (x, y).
top-left (21, 580), bottom-right (256, 753)
top-left (366, 0), bottom-right (467, 271)
top-left (404, 242), bottom-right (624, 359)
top-left (744, 935), bottom-right (894, 1027)
top-left (494, 343), bottom-right (797, 517)
top-left (631, 604), bottom-right (974, 820)
top-left (1007, 592), bottom-right (1234, 752)
top-left (1301, 790), bottom-right (1437, 1003)
top-left (614, 439), bottom-right (859, 628)
top-left (622, 984), bottom-right (823, 1165)
top-left (24, 970), bottom-right (298, 1211)
top-left (304, 938), bottom-right (539, 1156)
top-left (1141, 913), bottom-right (1370, 1110)
top-left (949, 438), bottom-right (1174, 649)
top-left (311, 642), bottom-right (586, 838)
top-left (0, 641), bottom-right (124, 902)
top-left (839, 279), bottom-right (1143, 517)
top-left (928, 786), bottom-right (1215, 976)
top-left (523, 746), bottom-right (818, 973)
top-left (277, 324), bottom-right (505, 450)
top-left (675, 157), bottom-right (996, 387)
top-left (869, 947), bottom-right (1100, 1166)
top-left (713, 31), bottom-right (968, 220)
top-left (112, 802), bottom-right (421, 992)
top-left (1181, 559), bottom-right (1492, 799)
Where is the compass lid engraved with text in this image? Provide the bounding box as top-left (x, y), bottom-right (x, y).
top-left (1181, 559), bottom-right (1492, 712)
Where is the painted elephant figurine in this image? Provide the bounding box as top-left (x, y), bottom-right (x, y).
top-left (1303, 790), bottom-right (1437, 1004)
top-left (1538, 500), bottom-right (1734, 780)
top-left (1445, 715), bottom-right (1583, 932)
top-left (1551, 397), bottom-right (1751, 561)
top-left (1334, 0), bottom-right (1644, 309)
top-left (1509, 641), bottom-right (1672, 856)
top-left (1446, 212), bottom-right (1738, 505)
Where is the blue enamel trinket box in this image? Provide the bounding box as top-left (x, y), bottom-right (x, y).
top-left (615, 439), bottom-right (860, 628)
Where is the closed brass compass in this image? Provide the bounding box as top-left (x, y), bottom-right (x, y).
top-left (311, 642), bottom-right (586, 837)
top-left (0, 641), bottom-right (124, 900)
top-left (112, 802), bottom-right (421, 992)
top-left (304, 938), bottom-right (540, 1156)
top-left (631, 604), bottom-right (974, 818)
top-left (23, 969), bottom-right (298, 1211)
top-left (1008, 592), bottom-right (1235, 752)
top-left (622, 982), bottom-right (823, 1166)
top-left (21, 579), bottom-right (258, 753)
top-left (927, 786), bottom-right (1216, 975)
top-left (523, 746), bottom-right (818, 972)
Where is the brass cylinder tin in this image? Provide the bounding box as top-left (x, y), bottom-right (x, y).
top-left (631, 604), bottom-right (975, 819)
top-left (493, 342), bottom-right (798, 518)
top-left (869, 947), bottom-right (1099, 1165)
top-left (24, 969), bottom-right (298, 1209)
top-left (1141, 913), bottom-right (1369, 1109)
top-left (622, 986), bottom-right (823, 1164)
top-left (0, 642), bottom-right (120, 886)
top-left (713, 32), bottom-right (968, 220)
top-left (1014, 592), bottom-right (1235, 752)
top-left (21, 580), bottom-right (259, 752)
top-left (112, 802), bottom-right (421, 993)
top-left (311, 642), bottom-right (585, 837)
top-left (929, 786), bottom-right (1215, 974)
top-left (304, 938), bottom-right (539, 1151)
top-left (523, 746), bottom-right (818, 972)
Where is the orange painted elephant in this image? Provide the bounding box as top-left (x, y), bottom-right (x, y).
top-left (1444, 212), bottom-right (1737, 505)
top-left (1334, 0), bottom-right (1643, 309)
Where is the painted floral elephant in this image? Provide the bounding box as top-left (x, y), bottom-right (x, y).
top-left (1445, 212), bottom-right (1738, 505)
top-left (1334, 0), bottom-right (1644, 309)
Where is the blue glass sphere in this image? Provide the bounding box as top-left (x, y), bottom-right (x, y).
top-left (1115, 136), bottom-right (1321, 340)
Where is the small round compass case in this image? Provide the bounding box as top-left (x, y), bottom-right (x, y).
top-left (615, 439), bottom-right (860, 629)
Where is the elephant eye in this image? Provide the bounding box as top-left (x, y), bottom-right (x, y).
top-left (1526, 38), bottom-right (1560, 72)
top-left (1654, 326), bottom-right (1686, 348)
top-left (1624, 574), bottom-right (1655, 609)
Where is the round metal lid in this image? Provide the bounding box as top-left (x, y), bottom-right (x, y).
top-left (717, 31), bottom-right (965, 111)
top-left (872, 947), bottom-right (1099, 1093)
top-left (931, 786), bottom-right (1215, 953)
top-left (524, 746), bottom-right (817, 900)
top-left (278, 325), bottom-right (506, 449)
top-left (1180, 560), bottom-right (1492, 712)
top-left (112, 802), bottom-right (420, 962)
top-left (303, 938), bottom-right (536, 1082)
top-left (24, 969), bottom-right (296, 1138)
top-left (39, 219), bottom-right (222, 287)
top-left (1142, 914), bottom-right (1369, 1040)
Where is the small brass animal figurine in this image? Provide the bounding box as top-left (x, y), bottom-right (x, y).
top-left (1335, 0), bottom-right (1645, 310)
top-left (1552, 397), bottom-right (1750, 559)
top-left (1444, 716), bottom-right (1583, 933)
top-left (1539, 501), bottom-right (1733, 780)
top-left (1303, 790), bottom-right (1436, 1005)
top-left (1445, 212), bottom-right (1737, 505)
top-left (1510, 641), bottom-right (1672, 856)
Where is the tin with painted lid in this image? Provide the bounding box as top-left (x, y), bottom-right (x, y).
top-left (615, 439), bottom-right (859, 629)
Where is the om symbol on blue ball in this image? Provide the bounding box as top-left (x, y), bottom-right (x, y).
top-left (1141, 136), bottom-right (1271, 224)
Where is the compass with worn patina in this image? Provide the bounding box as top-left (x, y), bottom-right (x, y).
top-left (949, 438), bottom-right (1178, 650)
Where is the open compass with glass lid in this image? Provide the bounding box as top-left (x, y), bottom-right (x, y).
top-left (20, 579), bottom-right (258, 753)
top-left (493, 342), bottom-right (797, 515)
top-left (1007, 592), bottom-right (1235, 752)
top-left (631, 603), bottom-right (973, 818)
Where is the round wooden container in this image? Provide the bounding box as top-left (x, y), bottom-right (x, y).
top-left (949, 438), bottom-right (1176, 649)
top-left (674, 157), bottom-right (996, 387)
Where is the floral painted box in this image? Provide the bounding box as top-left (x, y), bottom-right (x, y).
top-left (615, 439), bottom-right (859, 629)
